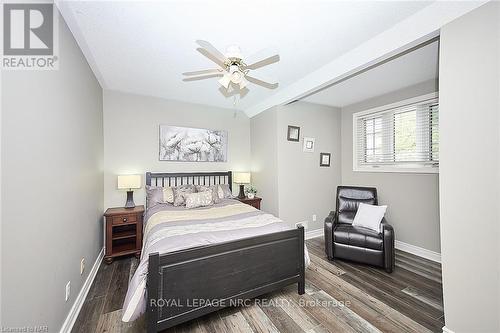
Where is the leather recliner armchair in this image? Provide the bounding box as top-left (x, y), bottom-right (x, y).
top-left (324, 186), bottom-right (395, 273)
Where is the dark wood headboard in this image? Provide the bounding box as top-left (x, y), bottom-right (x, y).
top-left (146, 171), bottom-right (232, 191)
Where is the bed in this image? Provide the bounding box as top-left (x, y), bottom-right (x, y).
top-left (122, 171), bottom-right (307, 333)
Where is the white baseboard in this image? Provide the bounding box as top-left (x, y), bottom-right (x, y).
top-left (395, 240), bottom-right (441, 263)
top-left (305, 228), bottom-right (323, 240)
top-left (59, 248), bottom-right (104, 333)
top-left (303, 230), bottom-right (441, 263)
top-left (442, 326), bottom-right (454, 333)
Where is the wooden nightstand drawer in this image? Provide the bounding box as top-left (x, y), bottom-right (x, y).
top-left (112, 214), bottom-right (137, 225)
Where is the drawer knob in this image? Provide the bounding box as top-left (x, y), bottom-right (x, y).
top-left (123, 217), bottom-right (128, 222)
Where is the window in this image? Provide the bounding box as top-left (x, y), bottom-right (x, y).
top-left (353, 93), bottom-right (439, 173)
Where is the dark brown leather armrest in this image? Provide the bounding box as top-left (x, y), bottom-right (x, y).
top-left (325, 211), bottom-right (336, 223)
top-left (324, 212), bottom-right (336, 260)
top-left (380, 217), bottom-right (393, 231)
top-left (381, 217), bottom-right (395, 273)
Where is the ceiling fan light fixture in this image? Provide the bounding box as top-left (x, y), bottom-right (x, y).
top-left (228, 64), bottom-right (239, 74)
top-left (230, 70), bottom-right (243, 84)
top-left (239, 78), bottom-right (247, 90)
top-left (218, 74), bottom-right (231, 89)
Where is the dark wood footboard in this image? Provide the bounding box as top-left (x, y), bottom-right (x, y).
top-left (146, 226), bottom-right (305, 332)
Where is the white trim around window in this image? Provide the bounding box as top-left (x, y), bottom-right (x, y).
top-left (352, 92), bottom-right (439, 174)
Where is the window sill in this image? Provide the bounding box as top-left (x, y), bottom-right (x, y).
top-left (353, 166), bottom-right (439, 174)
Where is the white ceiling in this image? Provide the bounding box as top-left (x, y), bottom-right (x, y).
top-left (57, 0), bottom-right (435, 112)
top-left (303, 40), bottom-right (439, 108)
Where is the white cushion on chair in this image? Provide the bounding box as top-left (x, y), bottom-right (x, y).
top-left (352, 203), bottom-right (387, 232)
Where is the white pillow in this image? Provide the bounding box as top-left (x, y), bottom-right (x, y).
top-left (352, 203), bottom-right (387, 232)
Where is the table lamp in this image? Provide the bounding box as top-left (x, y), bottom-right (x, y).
top-left (233, 172), bottom-right (251, 199)
top-left (117, 174), bottom-right (142, 208)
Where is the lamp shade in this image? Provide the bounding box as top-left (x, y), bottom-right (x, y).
top-left (233, 172), bottom-right (251, 184)
top-left (117, 174), bottom-right (141, 190)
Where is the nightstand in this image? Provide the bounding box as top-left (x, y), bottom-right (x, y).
top-left (237, 196), bottom-right (262, 210)
top-left (103, 205), bottom-right (144, 264)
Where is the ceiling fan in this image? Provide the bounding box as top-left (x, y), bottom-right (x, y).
top-left (183, 40), bottom-right (280, 91)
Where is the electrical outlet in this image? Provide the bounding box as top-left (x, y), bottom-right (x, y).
top-left (295, 221), bottom-right (308, 229)
top-left (65, 281), bottom-right (71, 302)
top-left (80, 258), bottom-right (85, 275)
top-left (312, 214), bottom-right (317, 222)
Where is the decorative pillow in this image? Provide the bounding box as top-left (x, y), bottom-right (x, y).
top-left (185, 191), bottom-right (214, 209)
top-left (145, 185), bottom-right (174, 207)
top-left (162, 186), bottom-right (174, 204)
top-left (352, 203), bottom-right (387, 232)
top-left (195, 185), bottom-right (220, 204)
top-left (172, 185), bottom-right (196, 206)
top-left (217, 184), bottom-right (233, 199)
top-left (145, 185), bottom-right (164, 208)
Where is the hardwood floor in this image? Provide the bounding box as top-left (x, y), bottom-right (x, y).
top-left (72, 237), bottom-right (444, 333)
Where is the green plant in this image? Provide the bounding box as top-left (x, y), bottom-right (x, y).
top-left (245, 186), bottom-right (257, 194)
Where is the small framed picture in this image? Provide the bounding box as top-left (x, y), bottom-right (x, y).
top-left (287, 125), bottom-right (300, 142)
top-left (303, 137), bottom-right (315, 153)
top-left (320, 153), bottom-right (331, 167)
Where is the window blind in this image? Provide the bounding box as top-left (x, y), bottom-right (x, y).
top-left (354, 97), bottom-right (439, 169)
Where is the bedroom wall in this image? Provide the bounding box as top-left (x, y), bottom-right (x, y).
top-left (250, 102), bottom-right (342, 230)
top-left (1, 12), bottom-right (103, 332)
top-left (276, 102), bottom-right (342, 230)
top-left (250, 107), bottom-right (280, 215)
top-left (439, 2), bottom-right (500, 331)
top-left (103, 90), bottom-right (251, 208)
top-left (340, 79), bottom-right (441, 253)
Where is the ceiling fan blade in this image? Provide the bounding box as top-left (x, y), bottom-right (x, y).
top-left (245, 48), bottom-right (280, 70)
top-left (196, 40), bottom-right (227, 65)
top-left (246, 74), bottom-right (279, 89)
top-left (182, 73), bottom-right (223, 82)
top-left (183, 69), bottom-right (222, 76)
top-left (197, 48), bottom-right (226, 68)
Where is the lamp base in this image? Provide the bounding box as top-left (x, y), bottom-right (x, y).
top-left (125, 191), bottom-right (136, 208)
top-left (238, 184), bottom-right (246, 199)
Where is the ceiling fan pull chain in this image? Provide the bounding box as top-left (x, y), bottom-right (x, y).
top-left (233, 94), bottom-right (240, 118)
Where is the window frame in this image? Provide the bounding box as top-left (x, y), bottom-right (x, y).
top-left (352, 92), bottom-right (439, 174)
